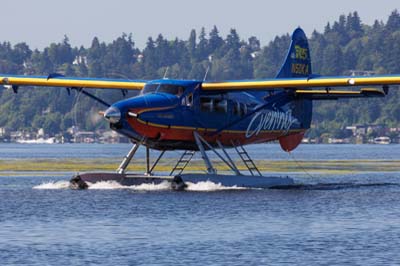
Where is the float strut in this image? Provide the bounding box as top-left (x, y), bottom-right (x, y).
top-left (193, 132), bottom-right (216, 174)
top-left (216, 140), bottom-right (241, 175)
top-left (116, 138), bottom-right (145, 174)
top-left (146, 146), bottom-right (150, 175)
top-left (149, 150), bottom-right (166, 175)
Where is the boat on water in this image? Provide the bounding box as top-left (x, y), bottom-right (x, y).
top-left (373, 136), bottom-right (391, 144)
top-left (16, 137), bottom-right (56, 144)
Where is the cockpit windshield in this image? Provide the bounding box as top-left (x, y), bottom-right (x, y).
top-left (142, 84), bottom-right (185, 96)
top-left (142, 84), bottom-right (158, 94)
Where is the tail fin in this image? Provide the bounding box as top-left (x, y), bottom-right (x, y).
top-left (276, 28), bottom-right (312, 78)
top-left (276, 28), bottom-right (312, 152)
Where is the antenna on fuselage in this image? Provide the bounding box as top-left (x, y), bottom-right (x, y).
top-left (203, 55), bottom-right (213, 81)
top-left (163, 67), bottom-right (169, 79)
top-left (203, 66), bottom-right (210, 81)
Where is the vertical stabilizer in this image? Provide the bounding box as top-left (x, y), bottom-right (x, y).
top-left (276, 28), bottom-right (312, 152)
top-left (276, 28), bottom-right (312, 78)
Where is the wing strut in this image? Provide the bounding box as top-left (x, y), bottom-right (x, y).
top-left (72, 88), bottom-right (111, 107)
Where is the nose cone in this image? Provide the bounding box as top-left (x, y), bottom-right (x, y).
top-left (104, 106), bottom-right (121, 124)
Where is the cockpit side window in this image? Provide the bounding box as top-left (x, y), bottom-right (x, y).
top-left (187, 93), bottom-right (193, 106)
top-left (158, 85), bottom-right (185, 95)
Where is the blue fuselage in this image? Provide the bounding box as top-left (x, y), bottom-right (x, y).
top-left (103, 79), bottom-right (312, 150)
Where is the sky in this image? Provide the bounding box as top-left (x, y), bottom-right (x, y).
top-left (1, 0), bottom-right (399, 50)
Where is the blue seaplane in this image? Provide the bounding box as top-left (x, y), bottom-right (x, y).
top-left (1, 28), bottom-right (399, 189)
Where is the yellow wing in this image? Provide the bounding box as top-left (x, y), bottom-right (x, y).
top-left (201, 75), bottom-right (400, 99)
top-left (202, 75), bottom-right (400, 90)
top-left (0, 74), bottom-right (146, 90)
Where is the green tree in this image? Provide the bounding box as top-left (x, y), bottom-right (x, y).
top-left (197, 27), bottom-right (209, 60)
top-left (208, 26), bottom-right (224, 55)
top-left (386, 9), bottom-right (400, 31)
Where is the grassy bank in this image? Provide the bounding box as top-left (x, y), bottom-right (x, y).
top-left (0, 159), bottom-right (399, 174)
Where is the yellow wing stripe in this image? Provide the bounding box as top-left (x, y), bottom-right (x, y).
top-left (0, 76), bottom-right (145, 90)
top-left (202, 76), bottom-right (400, 90)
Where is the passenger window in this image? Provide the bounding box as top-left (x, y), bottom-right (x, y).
top-left (215, 99), bottom-right (227, 113)
top-left (200, 95), bottom-right (228, 113)
top-left (233, 102), bottom-right (240, 116)
top-left (200, 97), bottom-right (214, 112)
top-left (240, 103), bottom-right (247, 116)
top-left (233, 102), bottom-right (247, 116)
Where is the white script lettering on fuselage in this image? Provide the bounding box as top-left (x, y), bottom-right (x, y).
top-left (245, 110), bottom-right (298, 138)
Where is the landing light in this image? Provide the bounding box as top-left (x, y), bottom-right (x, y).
top-left (128, 112), bottom-right (138, 118)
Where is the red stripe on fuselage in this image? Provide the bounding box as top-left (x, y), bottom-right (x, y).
top-left (127, 116), bottom-right (305, 146)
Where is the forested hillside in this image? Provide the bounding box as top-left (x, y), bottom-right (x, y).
top-left (0, 10), bottom-right (399, 139)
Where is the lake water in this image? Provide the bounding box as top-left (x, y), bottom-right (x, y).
top-left (0, 144), bottom-right (399, 265)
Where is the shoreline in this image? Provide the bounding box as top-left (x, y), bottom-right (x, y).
top-left (0, 158), bottom-right (399, 173)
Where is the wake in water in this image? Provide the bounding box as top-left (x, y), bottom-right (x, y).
top-left (185, 181), bottom-right (247, 191)
top-left (33, 181), bottom-right (71, 189)
top-left (33, 180), bottom-right (247, 191)
top-left (88, 180), bottom-right (172, 191)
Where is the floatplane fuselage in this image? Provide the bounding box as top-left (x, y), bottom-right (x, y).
top-left (104, 78), bottom-right (311, 152)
